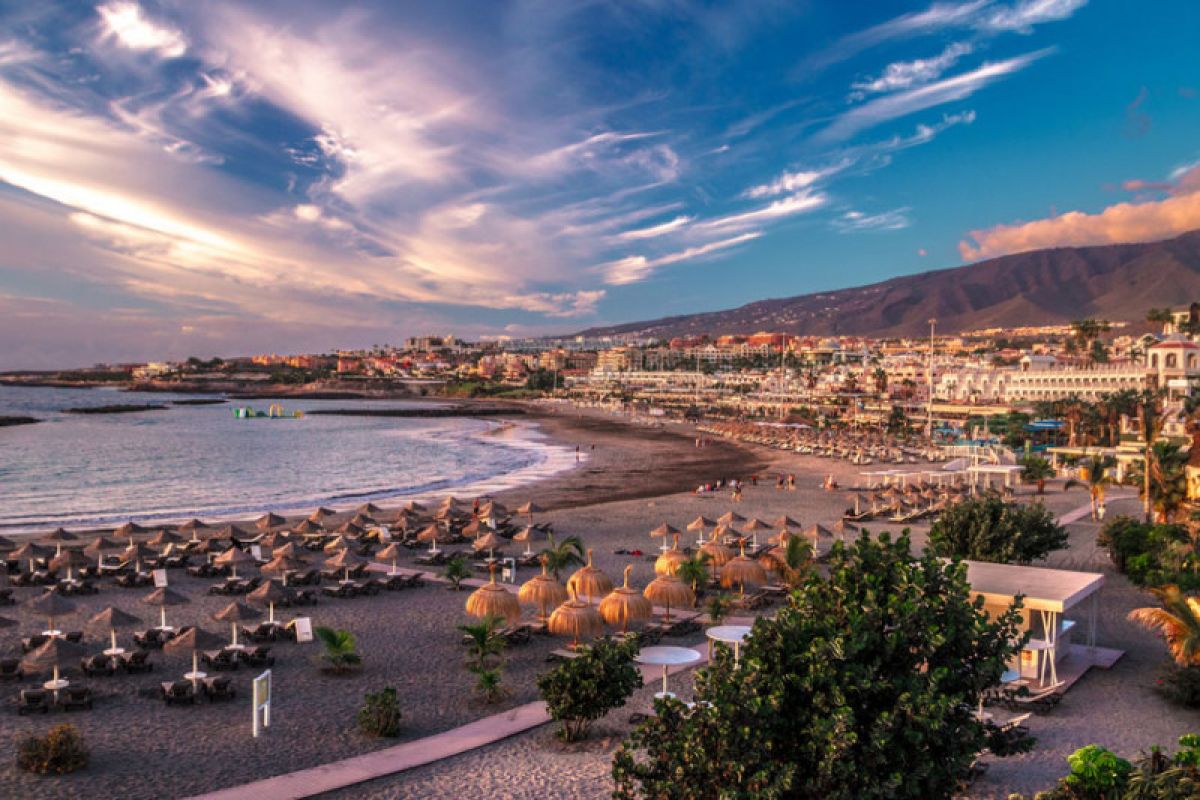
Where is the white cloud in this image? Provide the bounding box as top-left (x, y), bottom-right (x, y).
top-left (743, 160), bottom-right (851, 199)
top-left (980, 0), bottom-right (1089, 33)
top-left (850, 42), bottom-right (973, 99)
top-left (617, 215), bottom-right (693, 241)
top-left (604, 232), bottom-right (763, 285)
top-left (695, 190), bottom-right (828, 233)
top-left (96, 2), bottom-right (187, 58)
top-left (832, 207), bottom-right (912, 232)
top-left (816, 49), bottom-right (1050, 142)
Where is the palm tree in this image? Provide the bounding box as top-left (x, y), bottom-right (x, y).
top-left (457, 615), bottom-right (508, 703)
top-left (1080, 455), bottom-right (1115, 519)
top-left (314, 626), bottom-right (362, 673)
top-left (1138, 391), bottom-right (1167, 523)
top-left (872, 367), bottom-right (888, 396)
top-left (674, 553), bottom-right (712, 603)
top-left (1129, 585), bottom-right (1200, 666)
top-left (1020, 454), bottom-right (1055, 495)
top-left (443, 555), bottom-right (470, 590)
top-left (1150, 440), bottom-right (1190, 523)
top-left (540, 533), bottom-right (585, 580)
top-left (1147, 307), bottom-right (1175, 334)
top-left (760, 536), bottom-right (813, 589)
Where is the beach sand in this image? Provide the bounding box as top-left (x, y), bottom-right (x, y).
top-left (0, 408), bottom-right (1192, 799)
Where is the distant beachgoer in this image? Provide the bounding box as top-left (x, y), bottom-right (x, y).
top-left (575, 445), bottom-right (580, 463)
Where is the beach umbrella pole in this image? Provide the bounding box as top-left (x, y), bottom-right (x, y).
top-left (110, 629), bottom-right (118, 651)
top-left (160, 607), bottom-right (167, 629)
top-left (231, 622), bottom-right (238, 647)
top-left (268, 602), bottom-right (276, 623)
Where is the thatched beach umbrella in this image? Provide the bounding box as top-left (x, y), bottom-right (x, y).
top-left (771, 515), bottom-right (802, 530)
top-left (548, 587), bottom-right (604, 648)
top-left (516, 501), bottom-right (543, 527)
top-left (473, 531), bottom-right (505, 562)
top-left (466, 564), bottom-right (521, 626)
top-left (599, 565), bottom-right (652, 634)
top-left (215, 545), bottom-right (257, 579)
top-left (803, 523), bottom-right (834, 555)
top-left (654, 534), bottom-right (687, 577)
top-left (256, 512), bottom-right (286, 530)
top-left (142, 586), bottom-right (190, 629)
top-left (26, 590), bottom-right (78, 632)
top-left (114, 521), bottom-right (147, 543)
top-left (261, 554), bottom-right (308, 585)
top-left (512, 525), bottom-right (541, 557)
top-left (350, 512), bottom-right (376, 528)
top-left (123, 542), bottom-right (156, 573)
top-left (147, 529), bottom-right (184, 550)
top-left (403, 500), bottom-right (427, 514)
top-left (720, 541), bottom-right (768, 597)
top-left (376, 543), bottom-right (403, 575)
top-left (214, 524), bottom-right (249, 541)
top-left (325, 548), bottom-right (365, 582)
top-left (49, 549), bottom-right (89, 582)
top-left (567, 549), bottom-right (613, 605)
top-left (742, 518), bottom-right (771, 548)
top-left (336, 521), bottom-right (366, 538)
top-left (41, 527), bottom-right (77, 556)
top-left (700, 531), bottom-right (735, 569)
top-left (323, 535), bottom-right (354, 554)
top-left (12, 542), bottom-right (51, 572)
top-left (416, 524), bottom-right (451, 554)
top-left (248, 579), bottom-right (293, 623)
top-left (649, 523), bottom-right (680, 553)
top-left (686, 515), bottom-right (716, 546)
top-left (643, 571), bottom-right (694, 623)
top-left (21, 637), bottom-right (85, 695)
top-left (460, 519), bottom-right (487, 541)
top-left (163, 626), bottom-right (227, 687)
top-left (717, 511), bottom-right (746, 528)
top-left (213, 601), bottom-right (261, 647)
top-left (82, 536), bottom-right (119, 569)
top-left (177, 519), bottom-right (210, 542)
top-left (88, 606), bottom-right (141, 653)
top-left (356, 502), bottom-right (383, 516)
top-left (518, 556), bottom-right (568, 623)
top-left (308, 507), bottom-right (336, 522)
top-left (713, 524), bottom-right (741, 545)
top-left (832, 519), bottom-right (858, 543)
top-left (293, 519), bottom-right (325, 536)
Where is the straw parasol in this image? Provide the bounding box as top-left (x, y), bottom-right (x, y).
top-left (717, 511), bottom-right (746, 527)
top-left (213, 601), bottom-right (261, 647)
top-left (771, 515), bottom-right (802, 530)
top-left (512, 525), bottom-right (541, 556)
top-left (720, 541), bottom-right (768, 596)
top-left (142, 586), bottom-right (190, 629)
top-left (700, 530), bottom-right (735, 569)
top-left (803, 523), bottom-right (834, 555)
top-left (26, 590), bottom-right (78, 632)
top-left (350, 513), bottom-right (376, 528)
top-left (147, 528), bottom-right (184, 549)
top-left (114, 521), bottom-right (147, 542)
top-left (654, 534), bottom-right (688, 577)
top-left (323, 535), bottom-right (354, 554)
top-left (404, 500), bottom-right (427, 514)
top-left (466, 563), bottom-right (521, 626)
top-left (548, 587), bottom-right (604, 648)
top-left (460, 519), bottom-right (487, 540)
top-left (567, 549), bottom-right (613, 605)
top-left (416, 524), bottom-right (451, 554)
top-left (356, 502), bottom-right (383, 516)
top-left (247, 579), bottom-right (293, 623)
top-left (12, 542), bottom-right (51, 572)
top-left (49, 549), bottom-right (89, 582)
top-left (21, 637), bottom-right (85, 695)
top-left (649, 523), bottom-right (680, 553)
top-left (516, 501), bottom-right (543, 527)
top-left (473, 530), bottom-right (505, 562)
top-left (376, 543), bottom-right (403, 575)
top-left (177, 519), bottom-right (210, 541)
top-left (123, 542), bottom-right (156, 573)
top-left (293, 519), bottom-right (325, 536)
top-left (599, 565), bottom-right (652, 634)
top-left (518, 556), bottom-right (568, 623)
top-left (41, 527), bottom-right (77, 555)
top-left (261, 554), bottom-right (308, 585)
top-left (831, 519), bottom-right (859, 543)
top-left (324, 548), bottom-right (365, 582)
top-left (309, 506), bottom-right (336, 522)
top-left (336, 521), bottom-right (366, 537)
top-left (163, 626), bottom-right (227, 688)
top-left (256, 512), bottom-right (286, 530)
top-left (742, 517), bottom-right (772, 548)
top-left (643, 571), bottom-right (694, 623)
top-left (87, 606), bottom-right (141, 653)
top-left (215, 545), bottom-right (257, 579)
top-left (686, 515), bottom-right (716, 545)
top-left (83, 536), bottom-right (120, 568)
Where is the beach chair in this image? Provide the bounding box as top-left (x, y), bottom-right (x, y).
top-left (122, 650), bottom-right (154, 673)
top-left (0, 587), bottom-right (15, 605)
top-left (239, 646), bottom-right (274, 668)
top-left (57, 685), bottom-right (94, 711)
top-left (243, 622), bottom-right (279, 643)
top-left (1012, 684), bottom-right (1063, 714)
top-left (21, 634), bottom-right (50, 653)
top-left (546, 648), bottom-right (582, 663)
top-left (133, 629), bottom-right (166, 649)
top-left (201, 650), bottom-right (239, 671)
top-left (81, 653), bottom-right (116, 677)
top-left (0, 658), bottom-right (21, 680)
top-left (322, 583), bottom-right (357, 599)
top-left (64, 630), bottom-right (84, 643)
top-left (358, 578), bottom-right (384, 595)
top-left (381, 574), bottom-right (409, 591)
top-left (292, 588), bottom-right (319, 606)
top-left (202, 676), bottom-right (236, 702)
top-left (500, 624), bottom-right (532, 646)
top-left (17, 689), bottom-right (50, 715)
top-left (161, 681), bottom-right (197, 705)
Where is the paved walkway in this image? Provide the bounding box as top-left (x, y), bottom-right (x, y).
top-left (187, 639), bottom-right (714, 800)
top-left (1058, 491), bottom-right (1136, 525)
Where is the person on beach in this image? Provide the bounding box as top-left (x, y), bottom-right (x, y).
top-left (575, 445), bottom-right (580, 462)
top-left (732, 483), bottom-right (743, 503)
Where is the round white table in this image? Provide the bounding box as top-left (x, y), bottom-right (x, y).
top-left (706, 625), bottom-right (752, 663)
top-left (635, 646), bottom-right (702, 700)
top-left (41, 629), bottom-right (63, 638)
top-left (103, 646), bottom-right (127, 657)
top-left (43, 678), bottom-right (69, 692)
top-left (184, 670), bottom-right (207, 681)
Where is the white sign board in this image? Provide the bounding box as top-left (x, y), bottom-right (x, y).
top-left (152, 569), bottom-right (169, 588)
top-left (252, 669), bottom-right (272, 737)
top-left (292, 616), bottom-right (313, 643)
top-left (249, 545), bottom-right (263, 561)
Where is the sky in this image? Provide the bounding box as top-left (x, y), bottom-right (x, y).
top-left (0, 0), bottom-right (1197, 369)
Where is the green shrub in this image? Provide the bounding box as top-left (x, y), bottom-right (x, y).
top-left (929, 495), bottom-right (1069, 565)
top-left (1155, 663), bottom-right (1200, 709)
top-left (1064, 745), bottom-right (1132, 797)
top-left (1013, 736), bottom-right (1200, 799)
top-left (17, 724), bottom-right (89, 775)
top-left (358, 687), bottom-right (402, 737)
top-left (314, 627), bottom-right (362, 674)
top-left (539, 637), bottom-right (643, 742)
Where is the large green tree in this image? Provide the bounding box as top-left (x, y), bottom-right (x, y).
top-left (929, 494), bottom-right (1069, 565)
top-left (612, 532), bottom-right (1025, 800)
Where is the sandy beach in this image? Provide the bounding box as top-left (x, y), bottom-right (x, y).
top-left (0, 408), bottom-right (1193, 799)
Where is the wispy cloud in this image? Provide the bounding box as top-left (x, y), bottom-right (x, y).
top-left (816, 49), bottom-right (1051, 142)
top-left (849, 42), bottom-right (973, 100)
top-left (743, 160), bottom-right (851, 199)
top-left (604, 232), bottom-right (763, 285)
top-left (96, 2), bottom-right (187, 58)
top-left (617, 215), bottom-right (694, 241)
top-left (695, 190), bottom-right (829, 234)
top-left (833, 207), bottom-right (912, 232)
top-left (979, 0), bottom-right (1089, 33)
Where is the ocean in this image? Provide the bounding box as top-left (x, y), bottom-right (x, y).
top-left (0, 385), bottom-right (573, 532)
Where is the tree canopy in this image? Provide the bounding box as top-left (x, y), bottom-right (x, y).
top-left (928, 494), bottom-right (1069, 565)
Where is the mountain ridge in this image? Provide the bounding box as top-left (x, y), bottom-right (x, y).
top-left (573, 230), bottom-right (1200, 339)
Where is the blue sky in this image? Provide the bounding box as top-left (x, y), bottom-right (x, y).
top-left (0, 0), bottom-right (1197, 368)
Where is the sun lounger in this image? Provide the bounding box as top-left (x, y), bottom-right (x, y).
top-left (0, 588), bottom-right (15, 605)
top-left (81, 653), bottom-right (117, 677)
top-left (239, 646), bottom-right (274, 668)
top-left (122, 650), bottom-right (154, 673)
top-left (202, 676), bottom-right (236, 701)
top-left (358, 578), bottom-right (384, 595)
top-left (292, 588), bottom-right (319, 606)
top-left (17, 689), bottom-right (50, 715)
top-left (499, 624), bottom-right (532, 646)
top-left (64, 631), bottom-right (84, 643)
top-left (0, 658), bottom-right (21, 680)
top-left (57, 685), bottom-right (93, 711)
top-left (322, 583), bottom-right (358, 599)
top-left (546, 648), bottom-right (582, 662)
top-left (161, 681), bottom-right (197, 705)
top-left (133, 629), bottom-right (167, 649)
top-left (21, 634), bottom-right (50, 653)
top-left (201, 650), bottom-right (239, 671)
top-left (242, 622), bottom-right (280, 642)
